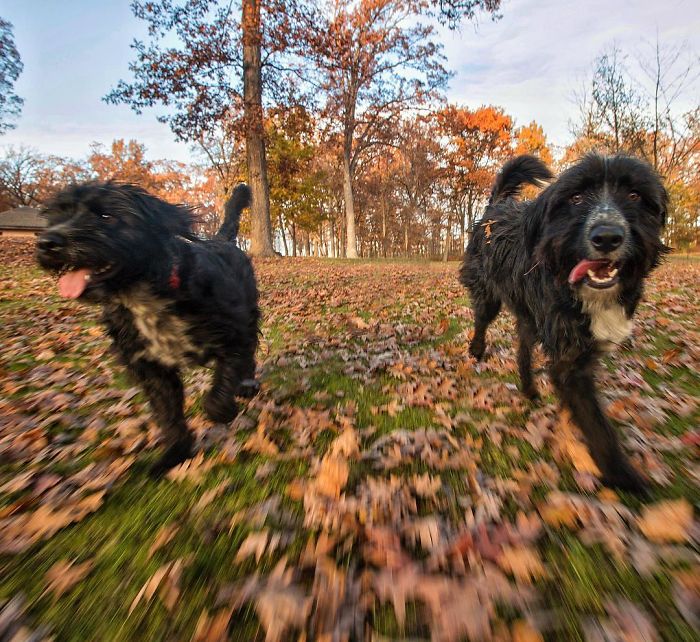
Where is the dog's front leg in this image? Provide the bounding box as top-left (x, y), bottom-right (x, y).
top-left (516, 318), bottom-right (539, 400)
top-left (549, 359), bottom-right (648, 494)
top-left (204, 357), bottom-right (244, 424)
top-left (128, 359), bottom-right (193, 476)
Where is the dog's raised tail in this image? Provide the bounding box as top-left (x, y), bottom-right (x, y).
top-left (216, 183), bottom-right (251, 242)
top-left (489, 155), bottom-right (553, 205)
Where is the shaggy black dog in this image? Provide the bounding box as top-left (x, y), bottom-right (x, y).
top-left (461, 154), bottom-right (668, 493)
top-left (36, 182), bottom-right (260, 475)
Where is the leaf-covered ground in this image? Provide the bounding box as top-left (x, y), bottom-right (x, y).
top-left (1, 239), bottom-right (698, 642)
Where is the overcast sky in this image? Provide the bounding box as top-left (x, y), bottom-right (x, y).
top-left (2, 0), bottom-right (699, 162)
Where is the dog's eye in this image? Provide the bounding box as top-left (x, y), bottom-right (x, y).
top-left (100, 213), bottom-right (112, 220)
top-left (570, 193), bottom-right (583, 205)
top-left (628, 191), bottom-right (640, 201)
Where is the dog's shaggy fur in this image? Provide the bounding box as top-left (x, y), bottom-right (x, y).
top-left (36, 182), bottom-right (260, 475)
top-left (461, 153), bottom-right (668, 493)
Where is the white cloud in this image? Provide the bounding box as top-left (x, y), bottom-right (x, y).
top-left (442, 0), bottom-right (700, 147)
top-left (1, 0), bottom-right (698, 160)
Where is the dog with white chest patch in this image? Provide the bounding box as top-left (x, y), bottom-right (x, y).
top-left (36, 182), bottom-right (260, 476)
top-left (461, 153), bottom-right (668, 493)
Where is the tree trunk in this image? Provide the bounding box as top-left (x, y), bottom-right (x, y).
top-left (291, 221), bottom-right (297, 257)
top-left (381, 194), bottom-right (388, 258)
top-left (279, 217), bottom-right (289, 256)
top-left (242, 0), bottom-right (275, 257)
top-left (443, 212), bottom-right (451, 262)
top-left (340, 207), bottom-right (347, 258)
top-left (342, 146), bottom-right (358, 259)
top-left (466, 193), bottom-right (475, 246)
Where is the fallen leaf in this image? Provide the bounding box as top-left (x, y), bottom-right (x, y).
top-left (43, 559), bottom-right (94, 600)
top-left (497, 546), bottom-right (547, 583)
top-left (147, 524), bottom-right (179, 559)
top-left (637, 499), bottom-right (693, 543)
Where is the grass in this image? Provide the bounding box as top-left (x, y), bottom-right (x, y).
top-left (1, 246), bottom-right (698, 641)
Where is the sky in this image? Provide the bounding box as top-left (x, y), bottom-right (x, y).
top-left (1, 0), bottom-right (699, 162)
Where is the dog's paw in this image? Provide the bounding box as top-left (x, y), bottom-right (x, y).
top-left (521, 386), bottom-right (540, 402)
top-left (237, 378), bottom-right (260, 399)
top-left (468, 343), bottom-right (486, 361)
top-left (149, 438), bottom-right (194, 479)
top-left (602, 463), bottom-right (650, 497)
top-left (204, 393), bottom-right (239, 424)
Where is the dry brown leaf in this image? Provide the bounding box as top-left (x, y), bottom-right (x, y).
top-left (236, 530), bottom-right (277, 563)
top-left (78, 491), bottom-right (106, 514)
top-left (348, 316), bottom-right (370, 330)
top-left (0, 471), bottom-right (34, 495)
top-left (147, 524), bottom-right (179, 559)
top-left (313, 456), bottom-right (349, 499)
top-left (43, 559), bottom-right (94, 599)
top-left (191, 608), bottom-right (233, 642)
top-left (411, 473), bottom-right (442, 498)
top-left (511, 619), bottom-right (544, 642)
top-left (497, 546), bottom-right (547, 583)
top-left (405, 516), bottom-right (441, 551)
top-left (672, 568), bottom-right (700, 630)
top-left (243, 428), bottom-right (279, 456)
top-left (191, 482), bottom-right (228, 514)
top-left (285, 479), bottom-right (306, 501)
top-left (637, 499), bottom-right (693, 543)
top-left (328, 429), bottom-right (359, 459)
top-left (221, 559), bottom-right (312, 642)
top-left (129, 559), bottom-right (185, 614)
top-left (166, 451), bottom-right (209, 483)
top-left (539, 502), bottom-right (579, 530)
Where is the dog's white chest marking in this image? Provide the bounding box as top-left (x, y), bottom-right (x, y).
top-left (119, 286), bottom-right (197, 367)
top-left (580, 288), bottom-right (633, 348)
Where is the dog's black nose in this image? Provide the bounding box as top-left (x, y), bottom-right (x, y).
top-left (37, 232), bottom-right (67, 253)
top-left (589, 225), bottom-right (625, 253)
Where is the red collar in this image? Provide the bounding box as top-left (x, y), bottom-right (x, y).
top-left (168, 265), bottom-right (181, 290)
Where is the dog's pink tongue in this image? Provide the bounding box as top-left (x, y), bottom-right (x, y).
top-left (568, 259), bottom-right (609, 284)
top-left (58, 268), bottom-right (91, 299)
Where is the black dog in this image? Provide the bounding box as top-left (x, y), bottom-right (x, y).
top-left (36, 182), bottom-right (260, 475)
top-left (461, 154), bottom-right (667, 493)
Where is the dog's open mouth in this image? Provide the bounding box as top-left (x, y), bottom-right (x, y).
top-left (57, 265), bottom-right (112, 299)
top-left (568, 259), bottom-right (620, 289)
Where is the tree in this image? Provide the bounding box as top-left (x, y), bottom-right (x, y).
top-left (0, 147), bottom-right (85, 208)
top-left (105, 0), bottom-right (283, 256)
top-left (570, 40), bottom-right (700, 248)
top-left (266, 105), bottom-right (327, 255)
top-left (571, 45), bottom-right (648, 156)
top-left (392, 116), bottom-right (443, 257)
top-left (514, 121), bottom-right (553, 165)
top-left (292, 0), bottom-right (450, 258)
top-left (87, 138), bottom-right (226, 237)
top-left (0, 146), bottom-right (45, 207)
top-left (242, 0), bottom-right (276, 255)
top-left (437, 104), bottom-right (513, 250)
top-left (88, 139), bottom-right (159, 188)
top-left (0, 18), bottom-right (23, 134)
top-left (431, 0), bottom-right (501, 27)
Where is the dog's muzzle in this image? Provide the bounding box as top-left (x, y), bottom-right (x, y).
top-left (569, 204), bottom-right (630, 290)
top-left (36, 231), bottom-right (67, 262)
top-left (589, 224), bottom-right (625, 254)
top-left (584, 202), bottom-right (629, 260)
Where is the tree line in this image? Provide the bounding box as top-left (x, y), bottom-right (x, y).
top-left (1, 3), bottom-right (698, 254)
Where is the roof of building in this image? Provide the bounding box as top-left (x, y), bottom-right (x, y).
top-left (0, 206), bottom-right (47, 230)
